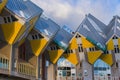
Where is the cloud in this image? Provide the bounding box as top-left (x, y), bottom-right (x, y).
top-left (31, 0), bottom-right (120, 31)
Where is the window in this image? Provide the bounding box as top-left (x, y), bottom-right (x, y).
top-left (31, 34), bottom-right (41, 40)
top-left (114, 45), bottom-right (120, 53)
top-left (64, 49), bottom-right (73, 54)
top-left (89, 47), bottom-right (95, 51)
top-left (113, 36), bottom-right (118, 39)
top-left (75, 34), bottom-right (81, 38)
top-left (78, 44), bottom-right (83, 52)
top-left (116, 62), bottom-right (119, 68)
top-left (50, 46), bottom-right (59, 50)
top-left (3, 17), bottom-right (7, 23)
top-left (3, 16), bottom-right (12, 23)
top-left (11, 15), bottom-right (18, 21)
top-left (32, 35), bottom-right (35, 39)
top-left (80, 62), bottom-right (82, 68)
top-left (105, 50), bottom-right (109, 54)
top-left (3, 15), bottom-right (18, 23)
top-left (89, 47), bottom-right (98, 52)
top-left (7, 17), bottom-right (11, 22)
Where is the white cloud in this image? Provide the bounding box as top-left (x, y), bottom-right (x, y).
top-left (31, 0), bottom-right (119, 31)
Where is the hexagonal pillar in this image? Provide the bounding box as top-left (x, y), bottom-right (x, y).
top-left (77, 50), bottom-right (94, 80)
top-left (9, 44), bottom-right (16, 74)
top-left (36, 55), bottom-right (41, 80)
top-left (111, 53), bottom-right (120, 79)
top-left (47, 64), bottom-right (56, 80)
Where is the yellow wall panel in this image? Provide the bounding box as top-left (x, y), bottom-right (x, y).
top-left (69, 37), bottom-right (78, 49)
top-left (1, 22), bottom-right (23, 44)
top-left (14, 25), bottom-right (26, 43)
top-left (107, 39), bottom-right (114, 50)
top-left (48, 49), bottom-right (64, 64)
top-left (100, 54), bottom-right (113, 66)
top-left (0, 0), bottom-right (7, 13)
top-left (63, 53), bottom-right (78, 65)
top-left (87, 51), bottom-right (102, 64)
top-left (81, 37), bottom-right (94, 48)
top-left (30, 39), bottom-right (48, 56)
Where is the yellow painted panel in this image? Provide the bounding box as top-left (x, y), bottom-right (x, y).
top-left (118, 38), bottom-right (120, 48)
top-left (100, 54), bottom-right (113, 66)
top-left (63, 53), bottom-right (78, 65)
top-left (87, 51), bottom-right (102, 64)
top-left (69, 37), bottom-right (78, 49)
top-left (14, 25), bottom-right (26, 43)
top-left (0, 0), bottom-right (7, 13)
top-left (81, 37), bottom-right (94, 48)
top-left (107, 39), bottom-right (114, 50)
top-left (30, 39), bottom-right (48, 56)
top-left (48, 49), bottom-right (64, 64)
top-left (1, 22), bottom-right (23, 44)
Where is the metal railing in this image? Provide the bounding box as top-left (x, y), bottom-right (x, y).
top-left (17, 62), bottom-right (36, 77)
top-left (0, 56), bottom-right (9, 69)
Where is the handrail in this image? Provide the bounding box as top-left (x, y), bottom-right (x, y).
top-left (17, 62), bottom-right (36, 77)
top-left (0, 55), bottom-right (9, 69)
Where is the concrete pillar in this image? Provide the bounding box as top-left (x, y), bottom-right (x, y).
top-left (47, 64), bottom-right (56, 80)
top-left (78, 49), bottom-right (94, 80)
top-left (76, 63), bottom-right (81, 79)
top-left (111, 61), bottom-right (120, 79)
top-left (36, 55), bottom-right (40, 80)
top-left (9, 44), bottom-right (15, 75)
top-left (111, 52), bottom-right (120, 79)
top-left (82, 61), bottom-right (93, 80)
top-left (42, 54), bottom-right (46, 80)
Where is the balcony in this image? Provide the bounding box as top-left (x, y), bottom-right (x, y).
top-left (0, 53), bottom-right (9, 75)
top-left (16, 61), bottom-right (36, 77)
top-left (0, 54), bottom-right (37, 79)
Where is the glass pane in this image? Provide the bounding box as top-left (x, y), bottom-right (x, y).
top-left (35, 18), bottom-right (60, 38)
top-left (6, 0), bottom-right (43, 20)
top-left (54, 29), bottom-right (73, 50)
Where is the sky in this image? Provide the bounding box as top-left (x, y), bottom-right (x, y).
top-left (31, 0), bottom-right (120, 31)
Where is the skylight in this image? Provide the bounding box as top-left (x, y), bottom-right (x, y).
top-left (118, 19), bottom-right (120, 23)
top-left (82, 24), bottom-right (90, 31)
top-left (117, 26), bottom-right (120, 31)
top-left (87, 17), bottom-right (103, 33)
top-left (99, 32), bottom-right (106, 38)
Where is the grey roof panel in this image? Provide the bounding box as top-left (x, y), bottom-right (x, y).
top-left (35, 17), bottom-right (60, 38)
top-left (53, 29), bottom-right (73, 50)
top-left (116, 29), bottom-right (120, 37)
top-left (77, 14), bottom-right (107, 51)
top-left (6, 0), bottom-right (43, 21)
top-left (88, 14), bottom-right (106, 33)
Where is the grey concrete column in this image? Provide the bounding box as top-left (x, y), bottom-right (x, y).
top-left (47, 64), bottom-right (56, 80)
top-left (9, 44), bottom-right (15, 75)
top-left (82, 49), bottom-right (94, 80)
top-left (82, 61), bottom-right (93, 80)
top-left (36, 55), bottom-right (40, 80)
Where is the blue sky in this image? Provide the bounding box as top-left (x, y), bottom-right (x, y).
top-left (31, 0), bottom-right (120, 31)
